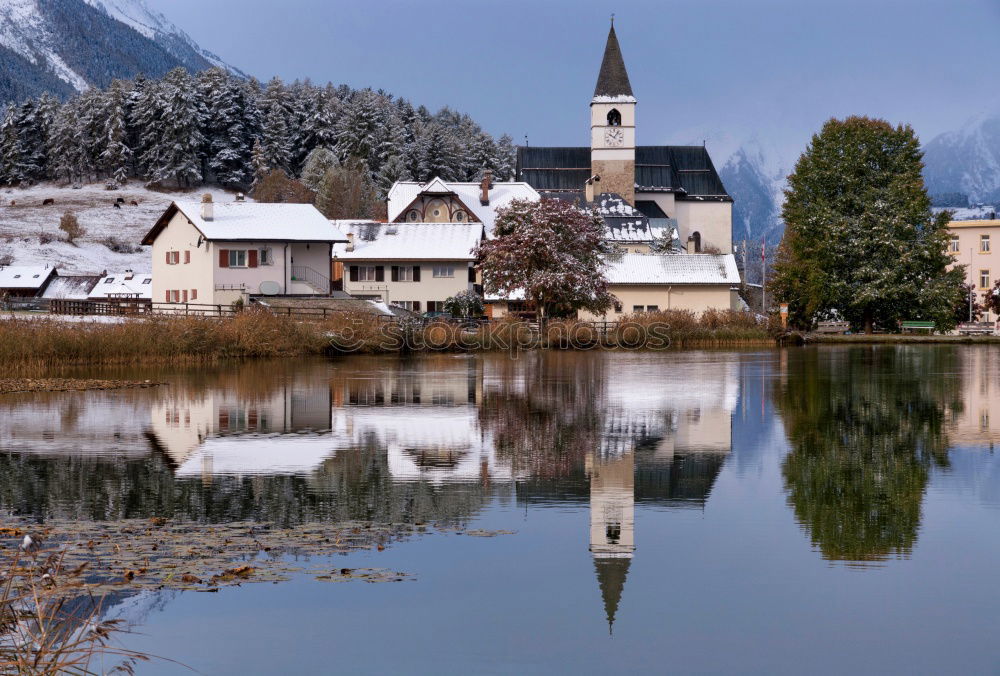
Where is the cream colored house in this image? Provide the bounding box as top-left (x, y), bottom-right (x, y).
top-left (947, 217), bottom-right (1000, 321)
top-left (142, 198), bottom-right (347, 306)
top-left (387, 175), bottom-right (539, 237)
top-left (331, 221), bottom-right (482, 313)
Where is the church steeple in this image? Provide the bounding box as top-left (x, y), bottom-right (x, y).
top-left (593, 22), bottom-right (634, 100)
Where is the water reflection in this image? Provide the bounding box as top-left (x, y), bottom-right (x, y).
top-left (774, 347), bottom-right (960, 563)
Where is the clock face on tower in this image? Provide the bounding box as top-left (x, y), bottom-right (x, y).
top-left (604, 127), bottom-right (625, 147)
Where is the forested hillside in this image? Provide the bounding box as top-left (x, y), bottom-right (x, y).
top-left (0, 67), bottom-right (516, 197)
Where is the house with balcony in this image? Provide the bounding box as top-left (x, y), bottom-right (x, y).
top-left (331, 221), bottom-right (482, 313)
top-left (142, 197), bottom-right (348, 306)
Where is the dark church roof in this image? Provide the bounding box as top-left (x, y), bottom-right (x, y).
top-left (594, 25), bottom-right (633, 99)
top-left (516, 145), bottom-right (732, 202)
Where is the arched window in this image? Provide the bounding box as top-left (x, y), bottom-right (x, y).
top-left (607, 108), bottom-right (622, 126)
top-left (690, 231), bottom-right (702, 253)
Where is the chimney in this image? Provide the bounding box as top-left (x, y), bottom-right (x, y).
top-left (125, 269), bottom-right (134, 280)
top-left (235, 192), bottom-right (246, 202)
top-left (201, 193), bottom-right (214, 221)
top-left (585, 174), bottom-right (600, 203)
top-left (345, 233), bottom-right (355, 252)
top-left (686, 236), bottom-right (696, 254)
top-left (480, 170), bottom-right (492, 206)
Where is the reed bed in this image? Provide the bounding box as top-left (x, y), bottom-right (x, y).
top-left (0, 308), bottom-right (776, 369)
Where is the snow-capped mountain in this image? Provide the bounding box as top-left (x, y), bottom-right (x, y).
top-left (0, 0), bottom-right (238, 102)
top-left (718, 141), bottom-right (787, 245)
top-left (83, 0), bottom-right (242, 76)
top-left (923, 113), bottom-right (1000, 205)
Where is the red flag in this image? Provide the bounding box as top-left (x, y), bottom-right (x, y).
top-left (761, 242), bottom-right (765, 263)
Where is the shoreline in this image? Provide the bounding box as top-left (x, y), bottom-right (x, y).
top-left (802, 333), bottom-right (1000, 344)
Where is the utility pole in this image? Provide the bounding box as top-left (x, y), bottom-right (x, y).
top-left (761, 241), bottom-right (766, 315)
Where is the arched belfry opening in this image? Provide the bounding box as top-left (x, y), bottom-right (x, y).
top-left (607, 108), bottom-right (621, 126)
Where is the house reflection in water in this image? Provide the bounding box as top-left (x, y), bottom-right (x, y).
top-left (147, 371), bottom-right (334, 479)
top-left (948, 347), bottom-right (1000, 447)
top-left (587, 449), bottom-right (635, 633)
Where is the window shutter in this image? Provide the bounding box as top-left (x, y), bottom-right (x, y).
top-left (182, 289), bottom-right (188, 302)
top-left (391, 266), bottom-right (399, 282)
top-left (412, 266), bottom-right (421, 282)
top-left (165, 251), bottom-right (171, 265)
top-left (349, 266), bottom-right (359, 282)
top-left (165, 290), bottom-right (170, 302)
top-left (375, 266), bottom-right (385, 282)
top-left (191, 289), bottom-right (198, 300)
top-left (468, 266), bottom-right (476, 283)
top-left (248, 250), bottom-right (258, 268)
top-left (184, 250), bottom-right (190, 264)
top-left (219, 249), bottom-right (229, 268)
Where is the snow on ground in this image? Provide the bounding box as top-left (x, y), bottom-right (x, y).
top-left (933, 205), bottom-right (999, 221)
top-left (0, 182), bottom-right (246, 275)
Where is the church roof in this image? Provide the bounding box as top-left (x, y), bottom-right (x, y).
top-left (594, 556), bottom-right (631, 633)
top-left (516, 145), bottom-right (732, 201)
top-left (594, 25), bottom-right (634, 100)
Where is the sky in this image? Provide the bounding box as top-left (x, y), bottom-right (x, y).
top-left (147, 0), bottom-right (1000, 168)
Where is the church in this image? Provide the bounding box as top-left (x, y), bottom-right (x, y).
top-left (516, 22), bottom-right (734, 256)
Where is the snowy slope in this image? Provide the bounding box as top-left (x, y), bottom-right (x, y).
top-left (0, 0), bottom-right (90, 92)
top-left (923, 113), bottom-right (1000, 204)
top-left (83, 0), bottom-right (243, 76)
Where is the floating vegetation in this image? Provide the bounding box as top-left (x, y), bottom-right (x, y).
top-left (0, 518), bottom-right (419, 597)
top-left (0, 378), bottom-right (164, 394)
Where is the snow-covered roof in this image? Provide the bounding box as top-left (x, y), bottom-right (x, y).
top-left (143, 201), bottom-right (349, 244)
top-left (603, 253), bottom-right (741, 285)
top-left (89, 272), bottom-right (153, 299)
top-left (387, 178), bottom-right (540, 237)
top-left (41, 274), bottom-right (101, 299)
top-left (331, 221), bottom-right (482, 261)
top-left (0, 265), bottom-right (54, 290)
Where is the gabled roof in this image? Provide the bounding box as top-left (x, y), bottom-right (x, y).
top-left (0, 265), bottom-right (55, 290)
top-left (142, 202), bottom-right (349, 245)
top-left (331, 221), bottom-right (483, 261)
top-left (41, 274), bottom-right (101, 299)
top-left (593, 24), bottom-right (634, 100)
top-left (516, 145), bottom-right (732, 201)
top-left (603, 253), bottom-right (741, 285)
top-left (89, 272), bottom-right (153, 299)
top-left (387, 178), bottom-right (540, 237)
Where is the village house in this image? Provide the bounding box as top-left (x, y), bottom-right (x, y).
top-left (387, 174), bottom-right (539, 237)
top-left (40, 273), bottom-right (103, 301)
top-left (88, 271), bottom-right (153, 301)
top-left (331, 221), bottom-right (482, 313)
top-left (516, 24), bottom-right (733, 256)
top-left (947, 216), bottom-right (1000, 322)
top-left (0, 264), bottom-right (56, 298)
top-left (142, 196), bottom-right (347, 306)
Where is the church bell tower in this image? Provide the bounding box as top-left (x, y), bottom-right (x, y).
top-left (590, 21), bottom-right (636, 205)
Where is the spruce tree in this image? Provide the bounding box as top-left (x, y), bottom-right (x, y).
top-left (100, 79), bottom-right (132, 187)
top-left (772, 116), bottom-right (965, 332)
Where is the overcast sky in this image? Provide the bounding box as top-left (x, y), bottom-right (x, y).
top-left (147, 0), bottom-right (1000, 166)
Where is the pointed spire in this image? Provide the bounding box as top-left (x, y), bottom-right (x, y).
top-left (593, 556), bottom-right (631, 633)
top-left (593, 23), bottom-right (634, 99)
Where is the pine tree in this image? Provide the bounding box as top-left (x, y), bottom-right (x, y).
top-left (100, 79), bottom-right (132, 187)
top-left (260, 101), bottom-right (292, 172)
top-left (376, 154), bottom-right (410, 198)
top-left (146, 67), bottom-right (204, 186)
top-left (415, 123), bottom-right (458, 181)
top-left (299, 147), bottom-right (339, 192)
top-left (494, 134), bottom-right (516, 181)
top-left (772, 116), bottom-right (965, 332)
top-left (250, 137), bottom-right (268, 188)
top-left (0, 104), bottom-right (22, 185)
top-left (200, 68), bottom-right (253, 186)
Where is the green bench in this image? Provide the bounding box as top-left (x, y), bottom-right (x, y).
top-left (901, 320), bottom-right (935, 334)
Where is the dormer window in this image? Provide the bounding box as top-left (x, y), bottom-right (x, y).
top-left (607, 108), bottom-right (621, 126)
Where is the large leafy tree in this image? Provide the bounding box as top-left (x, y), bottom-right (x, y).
top-left (476, 198), bottom-right (615, 318)
top-left (772, 116), bottom-right (964, 333)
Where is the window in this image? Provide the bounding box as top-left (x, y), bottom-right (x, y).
top-left (358, 266), bottom-right (378, 282)
top-left (454, 211), bottom-right (465, 222)
top-left (982, 234), bottom-right (991, 253)
top-left (426, 301), bottom-right (444, 313)
top-left (980, 269), bottom-right (990, 289)
top-left (646, 305), bottom-right (659, 312)
top-left (228, 250), bottom-right (247, 267)
top-left (397, 266), bottom-right (414, 282)
top-left (950, 235), bottom-right (960, 252)
top-left (142, 278), bottom-right (151, 285)
top-left (407, 210), bottom-right (419, 222)
top-left (433, 265), bottom-right (454, 278)
top-left (633, 305), bottom-right (644, 313)
top-left (614, 301), bottom-right (623, 313)
top-left (393, 300), bottom-right (421, 311)
top-left (104, 278), bottom-right (114, 284)
top-left (260, 248), bottom-right (273, 265)
top-left (166, 251), bottom-right (180, 265)
top-left (607, 108), bottom-right (622, 126)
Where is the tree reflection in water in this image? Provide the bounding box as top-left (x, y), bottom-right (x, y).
top-left (775, 347), bottom-right (960, 563)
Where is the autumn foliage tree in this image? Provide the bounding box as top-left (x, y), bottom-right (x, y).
top-left (251, 169), bottom-right (314, 204)
top-left (58, 211), bottom-right (85, 245)
top-left (475, 198), bottom-right (615, 318)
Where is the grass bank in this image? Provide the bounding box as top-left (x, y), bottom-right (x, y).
top-left (803, 333), bottom-right (1000, 344)
top-left (0, 308), bottom-right (775, 369)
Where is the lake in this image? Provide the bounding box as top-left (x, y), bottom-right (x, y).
top-left (2, 347), bottom-right (999, 674)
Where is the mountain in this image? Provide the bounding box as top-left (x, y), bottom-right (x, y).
top-left (0, 0), bottom-right (236, 102)
top-left (82, 0), bottom-right (242, 76)
top-left (923, 113), bottom-right (1000, 205)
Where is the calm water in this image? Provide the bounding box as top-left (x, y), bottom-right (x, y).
top-left (2, 348), bottom-right (1000, 674)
